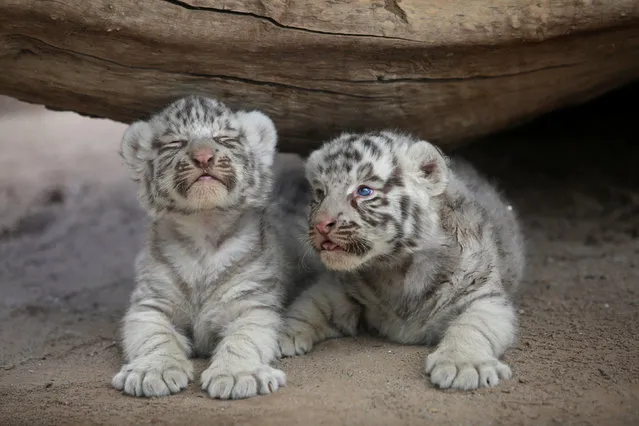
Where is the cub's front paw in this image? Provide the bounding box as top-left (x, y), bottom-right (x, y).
top-left (425, 350), bottom-right (512, 390)
top-left (277, 321), bottom-right (315, 357)
top-left (112, 356), bottom-right (193, 397)
top-left (201, 363), bottom-right (286, 400)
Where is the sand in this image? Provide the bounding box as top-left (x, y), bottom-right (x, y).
top-left (0, 89), bottom-right (637, 425)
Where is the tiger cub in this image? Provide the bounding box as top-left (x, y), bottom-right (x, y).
top-left (112, 95), bottom-right (314, 399)
top-left (278, 131), bottom-right (525, 390)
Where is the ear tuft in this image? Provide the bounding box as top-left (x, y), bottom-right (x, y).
top-left (407, 141), bottom-right (449, 196)
top-left (421, 161), bottom-right (437, 177)
top-left (120, 121), bottom-right (154, 178)
top-left (237, 110), bottom-right (277, 166)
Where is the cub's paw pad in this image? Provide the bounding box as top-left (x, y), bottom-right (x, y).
top-left (201, 364), bottom-right (286, 399)
top-left (425, 351), bottom-right (511, 390)
top-left (112, 359), bottom-right (193, 397)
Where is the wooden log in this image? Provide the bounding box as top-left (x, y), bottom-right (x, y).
top-left (1, 0), bottom-right (638, 153)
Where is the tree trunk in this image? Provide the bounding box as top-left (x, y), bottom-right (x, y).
top-left (1, 0), bottom-right (638, 153)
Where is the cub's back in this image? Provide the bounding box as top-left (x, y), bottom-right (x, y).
top-left (449, 158), bottom-right (525, 295)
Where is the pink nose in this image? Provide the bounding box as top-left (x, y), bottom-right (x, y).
top-left (315, 217), bottom-right (337, 235)
top-left (192, 147), bottom-right (214, 167)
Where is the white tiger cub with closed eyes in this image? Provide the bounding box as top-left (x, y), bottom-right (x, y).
top-left (278, 131), bottom-right (525, 390)
top-left (112, 95), bottom-right (316, 400)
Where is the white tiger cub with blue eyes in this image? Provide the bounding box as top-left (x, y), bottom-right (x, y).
top-left (278, 131), bottom-right (525, 390)
top-left (112, 95), bottom-right (318, 400)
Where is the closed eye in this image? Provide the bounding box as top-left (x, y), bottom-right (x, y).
top-left (160, 140), bottom-right (187, 151)
top-left (314, 188), bottom-right (325, 200)
top-left (214, 136), bottom-right (241, 149)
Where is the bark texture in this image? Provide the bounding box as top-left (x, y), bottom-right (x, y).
top-left (1, 0), bottom-right (638, 153)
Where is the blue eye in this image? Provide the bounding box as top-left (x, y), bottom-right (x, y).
top-left (356, 186), bottom-right (373, 197)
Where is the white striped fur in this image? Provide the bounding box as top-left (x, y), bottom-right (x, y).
top-left (278, 131), bottom-right (525, 390)
top-left (112, 96), bottom-right (316, 399)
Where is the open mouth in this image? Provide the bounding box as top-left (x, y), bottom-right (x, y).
top-left (321, 239), bottom-right (342, 252)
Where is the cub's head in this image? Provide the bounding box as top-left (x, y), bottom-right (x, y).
top-left (120, 95), bottom-right (277, 216)
top-left (305, 131), bottom-right (449, 271)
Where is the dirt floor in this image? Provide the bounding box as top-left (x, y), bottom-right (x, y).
top-left (0, 87), bottom-right (637, 425)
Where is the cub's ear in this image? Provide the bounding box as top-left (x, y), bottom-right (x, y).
top-left (236, 110), bottom-right (277, 166)
top-left (119, 121), bottom-right (154, 179)
top-left (406, 140), bottom-right (449, 196)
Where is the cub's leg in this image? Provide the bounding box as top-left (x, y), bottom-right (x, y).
top-left (425, 293), bottom-right (516, 390)
top-left (278, 275), bottom-right (362, 357)
top-left (200, 289), bottom-right (285, 400)
top-left (112, 301), bottom-right (194, 397)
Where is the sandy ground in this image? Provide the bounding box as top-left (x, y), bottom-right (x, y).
top-left (0, 88), bottom-right (637, 425)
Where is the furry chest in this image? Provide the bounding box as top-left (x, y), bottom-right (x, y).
top-left (172, 256), bottom-right (224, 301)
top-left (171, 253), bottom-right (243, 356)
top-left (166, 233), bottom-right (254, 295)
top-left (349, 277), bottom-right (434, 345)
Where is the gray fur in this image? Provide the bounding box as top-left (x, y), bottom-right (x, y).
top-left (278, 131), bottom-right (525, 390)
top-left (112, 96), bottom-right (315, 399)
